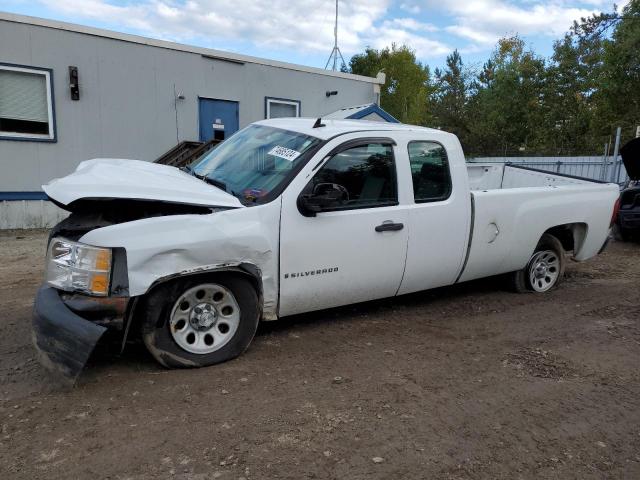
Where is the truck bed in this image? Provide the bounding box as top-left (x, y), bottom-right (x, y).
top-left (467, 163), bottom-right (600, 191)
top-left (458, 163), bottom-right (619, 284)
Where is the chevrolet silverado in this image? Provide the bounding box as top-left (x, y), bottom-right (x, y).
top-left (33, 118), bottom-right (620, 381)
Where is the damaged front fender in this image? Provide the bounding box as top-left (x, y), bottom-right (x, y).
top-left (79, 200), bottom-right (282, 320)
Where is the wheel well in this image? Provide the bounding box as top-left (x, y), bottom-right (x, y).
top-left (543, 223), bottom-right (588, 253)
top-left (123, 266), bottom-right (263, 348)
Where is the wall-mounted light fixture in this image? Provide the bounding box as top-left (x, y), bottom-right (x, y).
top-left (176, 92), bottom-right (186, 100)
top-left (69, 66), bottom-right (80, 101)
top-left (326, 90), bottom-right (338, 98)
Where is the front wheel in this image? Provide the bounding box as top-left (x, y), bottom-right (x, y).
top-left (508, 234), bottom-right (566, 293)
top-left (140, 274), bottom-right (260, 368)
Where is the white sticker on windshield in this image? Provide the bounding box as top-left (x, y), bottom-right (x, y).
top-left (268, 145), bottom-right (301, 162)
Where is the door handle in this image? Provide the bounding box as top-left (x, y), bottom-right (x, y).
top-left (375, 222), bottom-right (404, 232)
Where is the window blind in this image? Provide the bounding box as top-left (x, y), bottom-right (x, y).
top-left (0, 69), bottom-right (49, 123)
top-left (269, 101), bottom-right (298, 119)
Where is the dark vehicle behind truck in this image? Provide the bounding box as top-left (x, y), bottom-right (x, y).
top-left (617, 138), bottom-right (640, 240)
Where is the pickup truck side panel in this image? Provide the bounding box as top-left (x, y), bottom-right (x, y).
top-left (79, 201), bottom-right (282, 319)
top-left (459, 184), bottom-right (618, 283)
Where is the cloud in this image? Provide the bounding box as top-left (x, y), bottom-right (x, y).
top-left (31, 0), bottom-right (618, 65)
top-left (38, 0), bottom-right (381, 52)
top-left (36, 0), bottom-right (454, 59)
top-left (430, 0), bottom-right (599, 46)
top-left (445, 25), bottom-right (498, 46)
top-left (384, 18), bottom-right (439, 32)
top-left (367, 19), bottom-right (449, 58)
top-left (400, 2), bottom-right (421, 14)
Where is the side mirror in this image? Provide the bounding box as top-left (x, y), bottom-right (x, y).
top-left (297, 183), bottom-right (349, 217)
top-left (297, 195), bottom-right (322, 217)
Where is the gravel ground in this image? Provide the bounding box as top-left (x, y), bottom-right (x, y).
top-left (0, 230), bottom-right (639, 479)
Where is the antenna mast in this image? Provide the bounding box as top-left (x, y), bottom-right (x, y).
top-left (324, 0), bottom-right (346, 71)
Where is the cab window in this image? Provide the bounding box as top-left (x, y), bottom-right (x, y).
top-left (301, 143), bottom-right (398, 211)
top-left (408, 141), bottom-right (452, 202)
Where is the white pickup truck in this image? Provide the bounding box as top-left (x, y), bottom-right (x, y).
top-left (33, 118), bottom-right (619, 381)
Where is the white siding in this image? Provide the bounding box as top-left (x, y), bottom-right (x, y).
top-left (0, 200), bottom-right (67, 229)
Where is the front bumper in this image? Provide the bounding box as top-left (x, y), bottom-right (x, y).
top-left (32, 286), bottom-right (108, 384)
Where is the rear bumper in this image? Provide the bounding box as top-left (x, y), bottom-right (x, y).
top-left (32, 286), bottom-right (108, 384)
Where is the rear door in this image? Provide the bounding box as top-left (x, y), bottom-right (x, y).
top-left (396, 137), bottom-right (471, 294)
top-left (279, 137), bottom-right (408, 316)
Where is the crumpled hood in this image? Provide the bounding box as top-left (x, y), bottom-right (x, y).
top-left (43, 158), bottom-right (244, 209)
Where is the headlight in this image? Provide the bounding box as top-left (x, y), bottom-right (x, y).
top-left (45, 238), bottom-right (112, 296)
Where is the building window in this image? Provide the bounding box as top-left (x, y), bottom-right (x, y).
top-left (0, 64), bottom-right (55, 141)
top-left (265, 97), bottom-right (301, 119)
top-left (408, 141), bottom-right (452, 202)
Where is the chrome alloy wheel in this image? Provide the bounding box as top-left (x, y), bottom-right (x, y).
top-left (528, 250), bottom-right (560, 292)
top-left (169, 284), bottom-right (241, 354)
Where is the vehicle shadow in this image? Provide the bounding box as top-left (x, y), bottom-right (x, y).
top-left (257, 274), bottom-right (507, 335)
top-left (82, 274), bottom-right (508, 380)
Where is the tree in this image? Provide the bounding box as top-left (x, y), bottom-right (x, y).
top-left (345, 1), bottom-right (638, 157)
top-left (547, 0), bottom-right (640, 153)
top-left (349, 44), bottom-right (432, 124)
top-left (539, 33), bottom-right (599, 154)
top-left (593, 0), bottom-right (640, 147)
top-left (467, 36), bottom-right (547, 156)
top-left (431, 50), bottom-right (470, 148)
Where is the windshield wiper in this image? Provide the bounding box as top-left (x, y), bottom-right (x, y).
top-left (193, 173), bottom-right (244, 202)
top-left (203, 177), bottom-right (228, 192)
top-left (190, 170), bottom-right (217, 186)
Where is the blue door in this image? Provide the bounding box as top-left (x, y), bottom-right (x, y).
top-left (198, 98), bottom-right (239, 142)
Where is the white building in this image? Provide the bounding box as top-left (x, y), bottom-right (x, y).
top-left (0, 12), bottom-right (385, 228)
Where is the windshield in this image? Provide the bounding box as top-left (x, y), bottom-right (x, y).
top-left (190, 125), bottom-right (321, 204)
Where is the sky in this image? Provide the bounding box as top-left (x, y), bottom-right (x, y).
top-left (0, 0), bottom-right (627, 71)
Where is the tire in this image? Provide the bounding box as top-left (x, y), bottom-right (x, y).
top-left (508, 233), bottom-right (566, 293)
top-left (140, 273), bottom-right (259, 368)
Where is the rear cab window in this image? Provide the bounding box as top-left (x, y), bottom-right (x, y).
top-left (408, 141), bottom-right (452, 202)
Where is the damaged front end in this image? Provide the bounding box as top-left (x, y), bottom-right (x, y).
top-left (33, 199), bottom-right (219, 383)
top-left (33, 157), bottom-right (248, 383)
top-left (32, 287), bottom-right (122, 384)
top-left (33, 202), bottom-right (245, 383)
top-left (33, 229), bottom-right (132, 384)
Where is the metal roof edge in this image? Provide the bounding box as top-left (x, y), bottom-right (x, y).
top-left (0, 11), bottom-right (384, 84)
top-left (349, 104), bottom-right (399, 123)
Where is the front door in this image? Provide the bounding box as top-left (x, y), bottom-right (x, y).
top-left (198, 98), bottom-right (239, 142)
top-left (279, 140), bottom-right (408, 317)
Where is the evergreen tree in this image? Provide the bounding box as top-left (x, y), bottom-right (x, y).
top-left (345, 0), bottom-right (639, 157)
top-left (431, 50), bottom-right (470, 148)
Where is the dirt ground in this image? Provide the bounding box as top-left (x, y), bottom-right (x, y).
top-left (0, 230), bottom-right (639, 479)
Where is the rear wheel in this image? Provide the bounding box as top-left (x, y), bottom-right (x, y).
top-left (509, 234), bottom-right (565, 293)
top-left (140, 274), bottom-right (259, 368)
